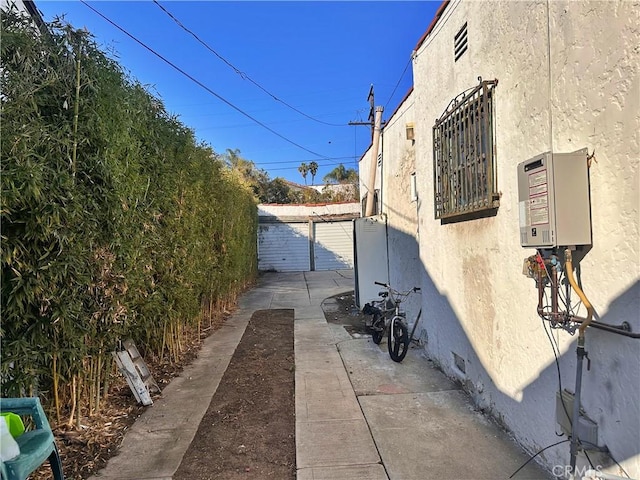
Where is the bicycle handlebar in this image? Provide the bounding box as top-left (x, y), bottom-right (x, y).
top-left (373, 281), bottom-right (421, 297)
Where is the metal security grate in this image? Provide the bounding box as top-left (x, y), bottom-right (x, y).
top-left (433, 78), bottom-right (499, 220)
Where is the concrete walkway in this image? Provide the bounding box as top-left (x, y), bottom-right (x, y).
top-left (91, 270), bottom-right (549, 480)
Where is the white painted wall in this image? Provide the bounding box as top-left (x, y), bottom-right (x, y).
top-left (258, 203), bottom-right (360, 218)
top-left (359, 141), bottom-right (381, 216)
top-left (1, 0), bottom-right (27, 12)
top-left (382, 97), bottom-right (423, 328)
top-left (357, 99), bottom-right (422, 323)
top-left (376, 0), bottom-right (639, 476)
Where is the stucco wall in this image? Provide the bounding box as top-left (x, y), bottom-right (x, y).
top-left (380, 98), bottom-right (423, 324)
top-left (357, 99), bottom-right (423, 321)
top-left (359, 143), bottom-right (381, 215)
top-left (1, 0), bottom-right (28, 12)
top-left (258, 203), bottom-right (360, 219)
top-left (404, 0), bottom-right (639, 476)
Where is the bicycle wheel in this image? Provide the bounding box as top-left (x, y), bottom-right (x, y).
top-left (388, 316), bottom-right (409, 362)
top-left (371, 313), bottom-right (384, 345)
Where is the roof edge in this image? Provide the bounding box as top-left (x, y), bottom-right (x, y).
top-left (414, 0), bottom-right (450, 52)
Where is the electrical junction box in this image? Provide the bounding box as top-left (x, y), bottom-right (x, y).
top-left (556, 390), bottom-right (598, 447)
top-left (518, 149), bottom-right (591, 248)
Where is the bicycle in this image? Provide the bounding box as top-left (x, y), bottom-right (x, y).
top-left (362, 281), bottom-right (421, 362)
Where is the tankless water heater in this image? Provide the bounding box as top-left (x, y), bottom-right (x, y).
top-left (517, 149), bottom-right (591, 249)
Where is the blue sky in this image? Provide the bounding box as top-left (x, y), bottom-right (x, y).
top-left (35, 1), bottom-right (440, 184)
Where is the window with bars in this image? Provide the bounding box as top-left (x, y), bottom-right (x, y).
top-left (432, 79), bottom-right (499, 220)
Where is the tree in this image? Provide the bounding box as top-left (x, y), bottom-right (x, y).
top-left (323, 163), bottom-right (358, 184)
top-left (298, 162), bottom-right (309, 185)
top-left (223, 148), bottom-right (270, 199)
top-left (309, 161), bottom-right (318, 185)
top-left (263, 178), bottom-right (294, 204)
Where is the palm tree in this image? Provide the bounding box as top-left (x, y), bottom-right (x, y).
top-left (309, 161), bottom-right (318, 185)
top-left (323, 163), bottom-right (358, 184)
top-left (298, 162), bottom-right (309, 185)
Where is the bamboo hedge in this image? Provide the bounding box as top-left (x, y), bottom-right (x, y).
top-left (1, 10), bottom-right (258, 424)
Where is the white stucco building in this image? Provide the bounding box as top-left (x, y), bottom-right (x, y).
top-left (359, 0), bottom-right (639, 477)
top-left (0, 0), bottom-right (45, 29)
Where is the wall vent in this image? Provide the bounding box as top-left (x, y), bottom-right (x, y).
top-left (454, 22), bottom-right (468, 62)
top-left (406, 122), bottom-right (415, 141)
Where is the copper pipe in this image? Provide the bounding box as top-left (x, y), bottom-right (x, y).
top-left (551, 264), bottom-right (559, 316)
top-left (537, 268), bottom-right (545, 317)
top-left (564, 249), bottom-right (593, 337)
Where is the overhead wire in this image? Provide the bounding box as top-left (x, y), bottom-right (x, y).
top-left (254, 156), bottom-right (356, 167)
top-left (79, 0), bottom-right (331, 160)
top-left (267, 159), bottom-right (356, 172)
top-left (153, 0), bottom-right (348, 127)
top-left (383, 56), bottom-right (412, 111)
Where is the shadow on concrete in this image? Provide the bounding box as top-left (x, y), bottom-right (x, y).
top-left (376, 223), bottom-right (639, 476)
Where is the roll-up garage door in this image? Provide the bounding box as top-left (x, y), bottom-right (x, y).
top-left (258, 223), bottom-right (310, 272)
top-left (314, 221), bottom-right (354, 270)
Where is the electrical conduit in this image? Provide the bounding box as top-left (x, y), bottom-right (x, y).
top-left (565, 248), bottom-right (594, 478)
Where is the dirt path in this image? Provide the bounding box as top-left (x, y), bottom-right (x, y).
top-left (173, 309), bottom-right (296, 480)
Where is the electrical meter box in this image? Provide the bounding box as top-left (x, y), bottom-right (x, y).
top-left (517, 149), bottom-right (591, 248)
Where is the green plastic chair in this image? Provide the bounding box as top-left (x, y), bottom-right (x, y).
top-left (0, 397), bottom-right (64, 480)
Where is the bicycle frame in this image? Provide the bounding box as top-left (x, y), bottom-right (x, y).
top-left (365, 281), bottom-right (421, 362)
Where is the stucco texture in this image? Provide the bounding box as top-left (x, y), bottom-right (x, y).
top-left (374, 0), bottom-right (640, 476)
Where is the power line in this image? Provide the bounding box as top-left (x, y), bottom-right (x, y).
top-left (383, 57), bottom-right (412, 111)
top-left (153, 0), bottom-right (348, 128)
top-left (255, 156), bottom-right (356, 167)
top-left (79, 0), bottom-right (330, 160)
top-left (266, 159), bottom-right (357, 172)
top-left (255, 158), bottom-right (356, 172)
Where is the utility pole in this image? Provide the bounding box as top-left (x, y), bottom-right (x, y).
top-left (364, 106), bottom-right (383, 217)
top-left (349, 85), bottom-right (385, 217)
top-left (348, 85), bottom-right (380, 140)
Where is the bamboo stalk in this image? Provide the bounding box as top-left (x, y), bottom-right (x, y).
top-left (71, 36), bottom-right (82, 177)
top-left (52, 352), bottom-right (60, 423)
top-left (95, 350), bottom-right (103, 413)
top-left (87, 357), bottom-right (94, 415)
top-left (75, 376), bottom-right (81, 429)
top-left (102, 359), bottom-right (113, 402)
top-left (68, 375), bottom-right (76, 428)
top-left (160, 319), bottom-right (167, 363)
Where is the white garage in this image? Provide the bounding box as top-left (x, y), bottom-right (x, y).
top-left (313, 221), bottom-right (354, 270)
top-left (258, 222), bottom-right (310, 272)
top-left (257, 203), bottom-right (359, 272)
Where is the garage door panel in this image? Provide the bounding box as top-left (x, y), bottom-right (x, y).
top-left (258, 223), bottom-right (309, 272)
top-left (314, 221), bottom-right (354, 270)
